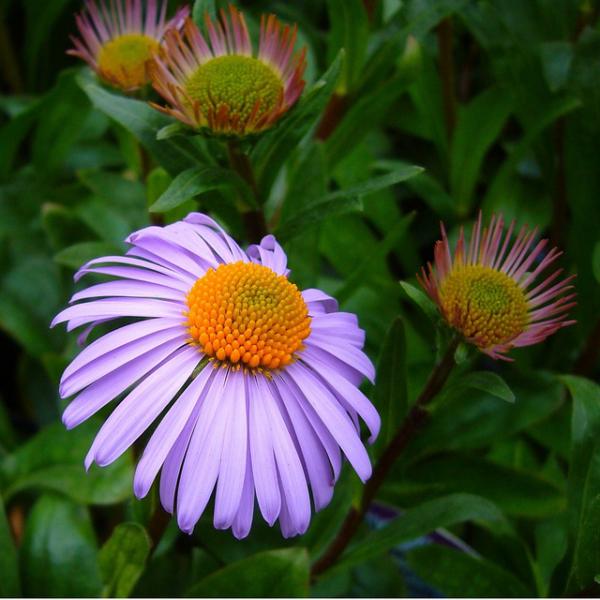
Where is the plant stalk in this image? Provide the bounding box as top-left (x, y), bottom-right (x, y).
top-left (310, 337), bottom-right (459, 577)
top-left (226, 140), bottom-right (268, 243)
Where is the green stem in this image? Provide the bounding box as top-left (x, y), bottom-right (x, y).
top-left (310, 337), bottom-right (460, 578)
top-left (226, 140), bottom-right (268, 243)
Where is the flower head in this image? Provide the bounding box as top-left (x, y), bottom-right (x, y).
top-left (149, 6), bottom-right (307, 136)
top-left (69, 0), bottom-right (189, 91)
top-left (52, 214), bottom-right (379, 538)
top-left (418, 213), bottom-right (576, 360)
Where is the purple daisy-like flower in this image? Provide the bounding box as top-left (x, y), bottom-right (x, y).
top-left (68, 0), bottom-right (189, 91)
top-left (52, 213), bottom-right (379, 538)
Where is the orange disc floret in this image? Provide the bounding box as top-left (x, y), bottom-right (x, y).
top-left (186, 261), bottom-right (311, 370)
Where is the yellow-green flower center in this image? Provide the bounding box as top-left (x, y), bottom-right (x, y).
top-left (97, 33), bottom-right (159, 89)
top-left (439, 265), bottom-right (529, 348)
top-left (185, 55), bottom-right (283, 125)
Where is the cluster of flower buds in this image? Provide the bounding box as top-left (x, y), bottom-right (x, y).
top-left (70, 0), bottom-right (306, 137)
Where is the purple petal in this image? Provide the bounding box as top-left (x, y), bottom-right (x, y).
top-left (302, 289), bottom-right (338, 314)
top-left (256, 375), bottom-right (311, 536)
top-left (248, 375), bottom-right (281, 525)
top-left (63, 337), bottom-right (186, 429)
top-left (214, 370), bottom-right (248, 529)
top-left (70, 280), bottom-right (185, 303)
top-left (60, 325), bottom-right (186, 398)
top-left (286, 362), bottom-right (372, 482)
top-left (276, 373), bottom-right (341, 481)
top-left (62, 317), bottom-right (182, 382)
top-left (247, 235), bottom-right (288, 275)
top-left (304, 337), bottom-right (374, 383)
top-left (232, 446), bottom-right (255, 539)
top-left (272, 376), bottom-right (334, 511)
top-left (301, 344), bottom-right (364, 386)
top-left (85, 345), bottom-right (199, 468)
top-left (51, 298), bottom-right (184, 330)
top-left (134, 363), bottom-right (216, 499)
top-left (303, 354), bottom-right (380, 443)
top-left (176, 367), bottom-right (230, 533)
top-left (76, 255), bottom-right (195, 285)
top-left (75, 265), bottom-right (191, 292)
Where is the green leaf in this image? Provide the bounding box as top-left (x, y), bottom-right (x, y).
top-left (156, 121), bottom-right (187, 140)
top-left (570, 493), bottom-right (600, 591)
top-left (331, 493), bottom-right (510, 573)
top-left (535, 517), bottom-right (568, 596)
top-left (326, 0), bottom-right (369, 92)
top-left (0, 494), bottom-right (20, 596)
top-left (32, 70), bottom-right (93, 174)
top-left (407, 370), bottom-right (563, 460)
top-left (252, 51), bottom-right (344, 197)
top-left (99, 523), bottom-right (151, 598)
top-left (79, 77), bottom-right (202, 175)
top-left (150, 166), bottom-right (254, 212)
top-left (54, 241), bottom-right (125, 270)
top-left (451, 371), bottom-right (516, 403)
top-left (276, 193), bottom-right (362, 240)
top-left (1, 420), bottom-right (133, 506)
top-left (325, 57), bottom-right (419, 167)
top-left (407, 544), bottom-right (531, 597)
top-left (561, 375), bottom-right (600, 591)
top-left (23, 0), bottom-right (73, 86)
top-left (0, 97), bottom-right (41, 179)
top-left (403, 169), bottom-right (456, 219)
top-left (0, 292), bottom-right (55, 356)
top-left (338, 164), bottom-right (424, 197)
top-left (450, 86), bottom-right (513, 213)
top-left (399, 280), bottom-right (439, 323)
top-left (276, 165), bottom-right (422, 240)
top-left (394, 455), bottom-right (565, 518)
top-left (540, 41), bottom-right (573, 92)
top-left (484, 96), bottom-right (581, 209)
top-left (186, 548), bottom-right (310, 597)
top-left (77, 169), bottom-right (149, 231)
top-left (372, 318), bottom-right (408, 457)
top-left (21, 495), bottom-right (102, 597)
top-left (192, 0), bottom-right (217, 25)
top-left (563, 376), bottom-right (600, 528)
top-left (334, 212), bottom-right (415, 303)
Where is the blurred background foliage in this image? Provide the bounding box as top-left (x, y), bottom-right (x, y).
top-left (0, 0), bottom-right (599, 597)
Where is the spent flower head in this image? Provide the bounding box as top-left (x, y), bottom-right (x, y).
top-left (418, 213), bottom-right (576, 360)
top-left (149, 6), bottom-right (307, 137)
top-left (52, 213), bottom-right (379, 538)
top-left (69, 0), bottom-right (189, 91)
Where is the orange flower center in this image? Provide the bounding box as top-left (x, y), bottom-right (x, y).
top-left (97, 33), bottom-right (159, 89)
top-left (186, 261), bottom-right (311, 370)
top-left (439, 265), bottom-right (529, 348)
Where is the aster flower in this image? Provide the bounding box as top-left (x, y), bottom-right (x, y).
top-left (69, 0), bottom-right (189, 91)
top-left (149, 6), bottom-right (307, 136)
top-left (51, 213), bottom-right (379, 538)
top-left (418, 213), bottom-right (576, 360)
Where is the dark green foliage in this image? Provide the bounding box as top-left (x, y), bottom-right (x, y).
top-left (0, 0), bottom-right (598, 597)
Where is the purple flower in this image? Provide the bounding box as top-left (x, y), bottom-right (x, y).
top-left (52, 213), bottom-right (380, 538)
